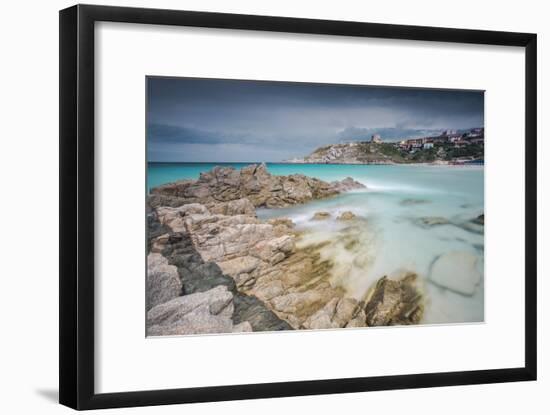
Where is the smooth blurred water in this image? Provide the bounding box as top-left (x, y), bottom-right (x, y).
top-left (148, 162), bottom-right (484, 325)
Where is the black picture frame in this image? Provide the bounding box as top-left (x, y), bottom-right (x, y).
top-left (59, 4), bottom-right (537, 410)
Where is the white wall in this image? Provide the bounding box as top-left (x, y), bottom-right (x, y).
top-left (0, 0), bottom-right (546, 413)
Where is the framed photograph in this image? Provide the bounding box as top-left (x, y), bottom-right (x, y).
top-left (59, 4), bottom-right (537, 410)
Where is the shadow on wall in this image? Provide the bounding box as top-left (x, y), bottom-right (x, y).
top-left (35, 389), bottom-right (58, 403)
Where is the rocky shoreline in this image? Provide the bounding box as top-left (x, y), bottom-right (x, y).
top-left (146, 163), bottom-right (425, 336)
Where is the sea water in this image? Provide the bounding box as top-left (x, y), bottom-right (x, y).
top-left (148, 162), bottom-right (484, 325)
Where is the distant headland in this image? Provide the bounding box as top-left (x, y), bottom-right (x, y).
top-left (285, 128), bottom-right (484, 165)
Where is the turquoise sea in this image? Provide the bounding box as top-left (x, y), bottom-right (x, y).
top-left (148, 162), bottom-right (484, 325)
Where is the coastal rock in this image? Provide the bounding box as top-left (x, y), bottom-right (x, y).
top-left (269, 286), bottom-right (340, 328)
top-left (146, 253), bottom-right (182, 311)
top-left (337, 211), bottom-right (357, 221)
top-left (365, 274), bottom-right (424, 326)
top-left (150, 233), bottom-right (171, 253)
top-left (175, 207), bottom-right (286, 269)
top-left (147, 202), bottom-right (170, 251)
top-left (148, 190), bottom-right (428, 332)
top-left (218, 256), bottom-right (261, 278)
top-left (301, 298), bottom-right (341, 329)
top-left (267, 217), bottom-right (295, 228)
top-left (232, 321), bottom-right (253, 333)
top-left (346, 307), bottom-right (368, 328)
top-left (148, 193), bottom-right (192, 209)
top-left (207, 198), bottom-right (256, 216)
top-left (429, 251), bottom-right (482, 296)
top-left (147, 285), bottom-right (237, 336)
top-left (148, 208), bottom-right (293, 333)
top-left (301, 297), bottom-right (365, 330)
top-left (148, 168), bottom-right (393, 332)
top-left (150, 163), bottom-right (345, 208)
top-left (183, 211), bottom-right (292, 264)
top-left (233, 293), bottom-right (293, 331)
top-left (335, 298), bottom-right (363, 326)
top-left (312, 211), bottom-right (331, 220)
top-left (267, 217), bottom-right (296, 236)
top-left (182, 205), bottom-right (354, 329)
top-left (330, 177), bottom-right (366, 192)
top-left (156, 203), bottom-right (210, 233)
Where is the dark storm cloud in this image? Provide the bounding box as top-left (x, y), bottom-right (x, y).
top-left (149, 124), bottom-right (258, 145)
top-left (147, 77), bottom-right (484, 162)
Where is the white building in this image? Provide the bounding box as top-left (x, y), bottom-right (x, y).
top-left (442, 129), bottom-right (457, 136)
top-left (371, 134), bottom-right (382, 143)
top-left (448, 134), bottom-right (463, 143)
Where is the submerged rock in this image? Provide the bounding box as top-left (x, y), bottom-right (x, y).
top-left (330, 177), bottom-right (366, 192)
top-left (400, 198), bottom-right (430, 206)
top-left (428, 251), bottom-right (482, 296)
top-left (365, 274), bottom-right (423, 326)
top-left (415, 216), bottom-right (450, 227)
top-left (337, 211), bottom-right (357, 221)
top-left (146, 253), bottom-right (182, 311)
top-left (312, 211), bottom-right (331, 220)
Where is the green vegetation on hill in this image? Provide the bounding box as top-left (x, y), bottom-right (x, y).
top-left (440, 143), bottom-right (484, 161)
top-left (356, 142), bottom-right (408, 163)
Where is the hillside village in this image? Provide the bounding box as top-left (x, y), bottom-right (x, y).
top-left (287, 128), bottom-right (485, 165)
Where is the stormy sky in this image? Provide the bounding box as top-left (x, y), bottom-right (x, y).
top-left (147, 77), bottom-right (484, 162)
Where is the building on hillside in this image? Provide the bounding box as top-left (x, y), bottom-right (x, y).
top-left (423, 142), bottom-right (434, 149)
top-left (442, 129), bottom-right (458, 136)
top-left (431, 135), bottom-right (449, 143)
top-left (406, 138), bottom-right (423, 146)
top-left (397, 140), bottom-right (408, 149)
top-left (448, 134), bottom-right (463, 143)
top-left (453, 139), bottom-right (469, 148)
top-left (468, 137), bottom-right (485, 145)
